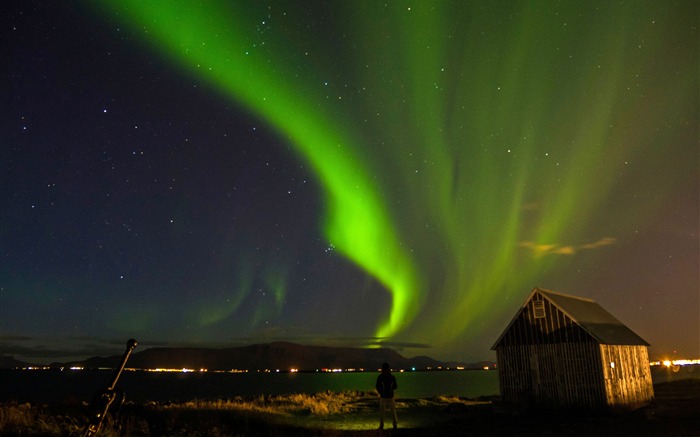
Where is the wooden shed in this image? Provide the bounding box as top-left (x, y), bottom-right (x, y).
top-left (492, 287), bottom-right (654, 410)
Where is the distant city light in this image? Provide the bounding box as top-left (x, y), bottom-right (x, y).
top-left (14, 358), bottom-right (700, 373)
top-left (143, 368), bottom-right (206, 373)
top-left (650, 359), bottom-right (700, 367)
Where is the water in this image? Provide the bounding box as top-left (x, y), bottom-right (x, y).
top-left (0, 369), bottom-right (499, 404)
top-left (5, 366), bottom-right (691, 404)
top-left (650, 364), bottom-right (700, 384)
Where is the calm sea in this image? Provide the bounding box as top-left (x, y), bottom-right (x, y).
top-left (2, 365), bottom-right (694, 404)
top-left (0, 369), bottom-right (499, 404)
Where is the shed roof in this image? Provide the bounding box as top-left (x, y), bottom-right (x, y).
top-left (492, 287), bottom-right (649, 348)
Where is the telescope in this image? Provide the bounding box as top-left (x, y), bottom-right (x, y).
top-left (84, 338), bottom-right (137, 437)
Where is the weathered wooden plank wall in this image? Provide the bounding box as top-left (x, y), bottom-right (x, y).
top-left (600, 344), bottom-right (654, 407)
top-left (498, 343), bottom-right (606, 408)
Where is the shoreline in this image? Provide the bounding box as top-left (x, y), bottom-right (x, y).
top-left (1, 379), bottom-right (698, 436)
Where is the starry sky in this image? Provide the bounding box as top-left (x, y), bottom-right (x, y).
top-left (2, 1), bottom-right (698, 364)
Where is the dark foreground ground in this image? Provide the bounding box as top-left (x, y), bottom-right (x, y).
top-left (1, 380), bottom-right (698, 436)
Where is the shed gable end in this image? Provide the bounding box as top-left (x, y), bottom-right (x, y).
top-left (495, 290), bottom-right (596, 347)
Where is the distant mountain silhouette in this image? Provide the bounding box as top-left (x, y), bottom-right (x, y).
top-left (0, 355), bottom-right (30, 369)
top-left (41, 342), bottom-right (493, 371)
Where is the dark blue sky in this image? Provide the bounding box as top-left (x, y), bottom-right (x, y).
top-left (2, 1), bottom-right (698, 364)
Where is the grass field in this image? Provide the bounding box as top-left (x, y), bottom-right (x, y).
top-left (1, 380), bottom-right (698, 436)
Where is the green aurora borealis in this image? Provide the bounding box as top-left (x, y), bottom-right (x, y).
top-left (4, 1), bottom-right (695, 362)
top-left (94, 1), bottom-right (697, 354)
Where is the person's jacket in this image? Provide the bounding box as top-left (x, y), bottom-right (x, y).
top-left (376, 373), bottom-right (397, 398)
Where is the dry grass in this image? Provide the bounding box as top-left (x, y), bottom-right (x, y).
top-left (0, 402), bottom-right (85, 436)
top-left (165, 390), bottom-right (368, 417)
top-left (0, 391), bottom-right (383, 436)
top-left (2, 382), bottom-right (698, 436)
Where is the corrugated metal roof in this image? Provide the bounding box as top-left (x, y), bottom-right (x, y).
top-left (537, 288), bottom-right (649, 346)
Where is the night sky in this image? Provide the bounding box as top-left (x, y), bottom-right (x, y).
top-left (2, 1), bottom-right (698, 364)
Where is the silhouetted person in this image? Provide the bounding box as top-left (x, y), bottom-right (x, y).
top-left (376, 362), bottom-right (398, 430)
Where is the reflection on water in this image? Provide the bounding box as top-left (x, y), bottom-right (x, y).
top-left (0, 369), bottom-right (499, 404)
top-left (650, 363), bottom-right (699, 384)
top-left (3, 365), bottom-right (695, 404)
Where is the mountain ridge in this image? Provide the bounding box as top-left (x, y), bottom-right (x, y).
top-left (2, 342), bottom-right (495, 371)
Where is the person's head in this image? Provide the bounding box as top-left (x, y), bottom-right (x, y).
top-left (381, 362), bottom-right (390, 373)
